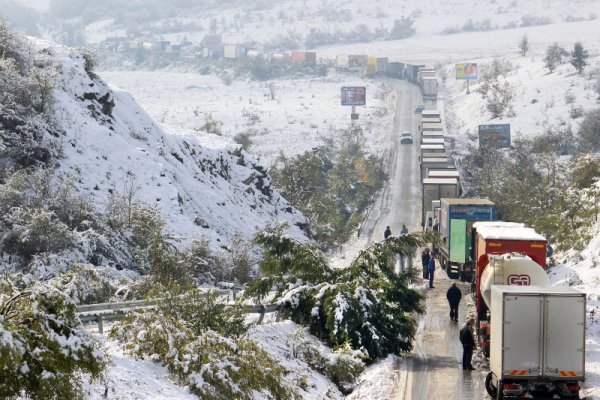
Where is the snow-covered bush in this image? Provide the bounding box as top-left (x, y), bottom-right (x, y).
top-left (247, 230), bottom-right (428, 363)
top-left (291, 334), bottom-right (365, 394)
top-left (0, 282), bottom-right (107, 398)
top-left (110, 290), bottom-right (297, 399)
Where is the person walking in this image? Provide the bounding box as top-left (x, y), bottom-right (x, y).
top-left (384, 226), bottom-right (392, 239)
top-left (421, 248), bottom-right (431, 279)
top-left (460, 318), bottom-right (477, 370)
top-left (400, 224), bottom-right (408, 235)
top-left (446, 283), bottom-right (462, 322)
top-left (427, 257), bottom-right (435, 288)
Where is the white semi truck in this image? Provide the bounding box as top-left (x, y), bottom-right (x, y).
top-left (481, 254), bottom-right (585, 399)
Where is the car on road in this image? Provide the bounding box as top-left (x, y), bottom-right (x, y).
top-left (400, 131), bottom-right (413, 144)
top-left (414, 104), bottom-right (425, 113)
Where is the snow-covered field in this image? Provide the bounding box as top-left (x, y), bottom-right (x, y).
top-left (99, 71), bottom-right (395, 167)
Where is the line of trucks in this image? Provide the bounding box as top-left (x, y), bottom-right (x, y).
top-left (335, 55), bottom-right (438, 97)
top-left (414, 106), bottom-right (585, 399)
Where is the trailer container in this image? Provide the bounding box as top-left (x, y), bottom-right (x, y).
top-left (420, 144), bottom-right (445, 154)
top-left (387, 62), bottom-right (404, 78)
top-left (422, 122), bottom-right (444, 132)
top-left (422, 179), bottom-right (459, 228)
top-left (485, 284), bottom-right (585, 399)
top-left (421, 77), bottom-right (438, 98)
top-left (439, 198), bottom-right (496, 280)
top-left (422, 138), bottom-right (445, 145)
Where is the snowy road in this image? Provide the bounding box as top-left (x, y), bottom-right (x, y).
top-left (360, 78), bottom-right (422, 242)
top-left (404, 275), bottom-right (489, 400)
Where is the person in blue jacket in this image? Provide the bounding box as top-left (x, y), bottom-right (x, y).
top-left (427, 257), bottom-right (435, 288)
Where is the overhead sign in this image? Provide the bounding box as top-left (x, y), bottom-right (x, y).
top-left (341, 86), bottom-right (366, 106)
top-left (478, 124), bottom-right (511, 148)
top-left (456, 63), bottom-right (478, 80)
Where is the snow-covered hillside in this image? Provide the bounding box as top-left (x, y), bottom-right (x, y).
top-left (41, 40), bottom-right (307, 246)
top-left (99, 71), bottom-right (395, 166)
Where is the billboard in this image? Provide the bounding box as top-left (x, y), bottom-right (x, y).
top-left (456, 63), bottom-right (478, 80)
top-left (341, 86), bottom-right (366, 106)
top-left (348, 55), bottom-right (368, 69)
top-left (478, 124), bottom-right (511, 148)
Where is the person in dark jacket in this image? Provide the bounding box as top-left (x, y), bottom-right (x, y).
top-left (421, 248), bottom-right (431, 279)
top-left (427, 257), bottom-right (435, 288)
top-left (446, 283), bottom-right (462, 321)
top-left (460, 318), bottom-right (477, 370)
top-left (384, 226), bottom-right (392, 239)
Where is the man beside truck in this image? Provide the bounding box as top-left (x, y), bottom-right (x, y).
top-left (460, 318), bottom-right (476, 370)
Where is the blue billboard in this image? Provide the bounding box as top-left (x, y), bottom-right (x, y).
top-left (341, 86), bottom-right (366, 106)
top-left (478, 124), bottom-right (511, 148)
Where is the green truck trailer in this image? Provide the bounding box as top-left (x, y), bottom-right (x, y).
top-left (438, 198), bottom-right (496, 281)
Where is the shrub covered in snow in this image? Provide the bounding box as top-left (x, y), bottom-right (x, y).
top-left (110, 290), bottom-right (297, 400)
top-left (0, 282), bottom-right (106, 398)
top-left (247, 230), bottom-right (429, 362)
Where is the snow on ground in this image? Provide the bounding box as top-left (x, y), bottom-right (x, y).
top-left (249, 321), bottom-right (344, 399)
top-left (83, 335), bottom-right (196, 400)
top-left (548, 220), bottom-right (600, 400)
top-left (75, 0), bottom-right (600, 51)
top-left (98, 71), bottom-right (395, 167)
top-left (347, 355), bottom-right (405, 400)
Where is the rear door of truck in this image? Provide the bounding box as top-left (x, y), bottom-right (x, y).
top-left (503, 294), bottom-right (542, 378)
top-left (544, 294), bottom-right (586, 379)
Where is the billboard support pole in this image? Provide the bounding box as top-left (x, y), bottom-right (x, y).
top-left (466, 80), bottom-right (470, 95)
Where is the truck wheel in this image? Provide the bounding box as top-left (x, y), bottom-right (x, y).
top-left (485, 372), bottom-right (497, 398)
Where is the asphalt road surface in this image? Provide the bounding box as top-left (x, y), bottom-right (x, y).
top-left (360, 78), bottom-right (489, 399)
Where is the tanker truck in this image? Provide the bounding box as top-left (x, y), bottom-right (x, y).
top-left (477, 251), bottom-right (585, 399)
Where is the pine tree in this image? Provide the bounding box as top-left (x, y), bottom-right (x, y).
top-left (519, 34), bottom-right (529, 56)
top-left (570, 41), bottom-right (589, 74)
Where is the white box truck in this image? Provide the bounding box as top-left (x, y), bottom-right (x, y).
top-left (486, 285), bottom-right (585, 399)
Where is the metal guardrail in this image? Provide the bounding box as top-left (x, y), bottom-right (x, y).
top-left (76, 290), bottom-right (281, 333)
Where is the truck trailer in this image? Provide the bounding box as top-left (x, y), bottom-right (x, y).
top-left (438, 198), bottom-right (496, 280)
top-left (485, 283), bottom-right (585, 399)
top-left (422, 179), bottom-right (459, 228)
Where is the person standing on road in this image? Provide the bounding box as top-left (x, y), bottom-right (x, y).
top-left (427, 257), bottom-right (435, 288)
top-left (384, 226), bottom-right (392, 239)
top-left (446, 283), bottom-right (462, 322)
top-left (421, 248), bottom-right (431, 279)
top-left (400, 224), bottom-right (408, 235)
top-left (460, 318), bottom-right (477, 370)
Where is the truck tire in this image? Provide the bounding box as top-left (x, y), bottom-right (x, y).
top-left (485, 372), bottom-right (497, 398)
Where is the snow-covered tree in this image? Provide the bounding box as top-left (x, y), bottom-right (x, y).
top-left (519, 34), bottom-right (529, 56)
top-left (0, 283), bottom-right (106, 398)
top-left (544, 43), bottom-right (568, 73)
top-left (570, 41), bottom-right (589, 74)
top-left (246, 229), bottom-right (431, 361)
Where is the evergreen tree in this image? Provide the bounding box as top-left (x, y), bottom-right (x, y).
top-left (570, 41), bottom-right (589, 74)
top-left (519, 34), bottom-right (529, 56)
top-left (246, 229), bottom-right (435, 360)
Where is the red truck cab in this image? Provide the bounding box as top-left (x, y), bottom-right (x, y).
top-left (471, 222), bottom-right (547, 320)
